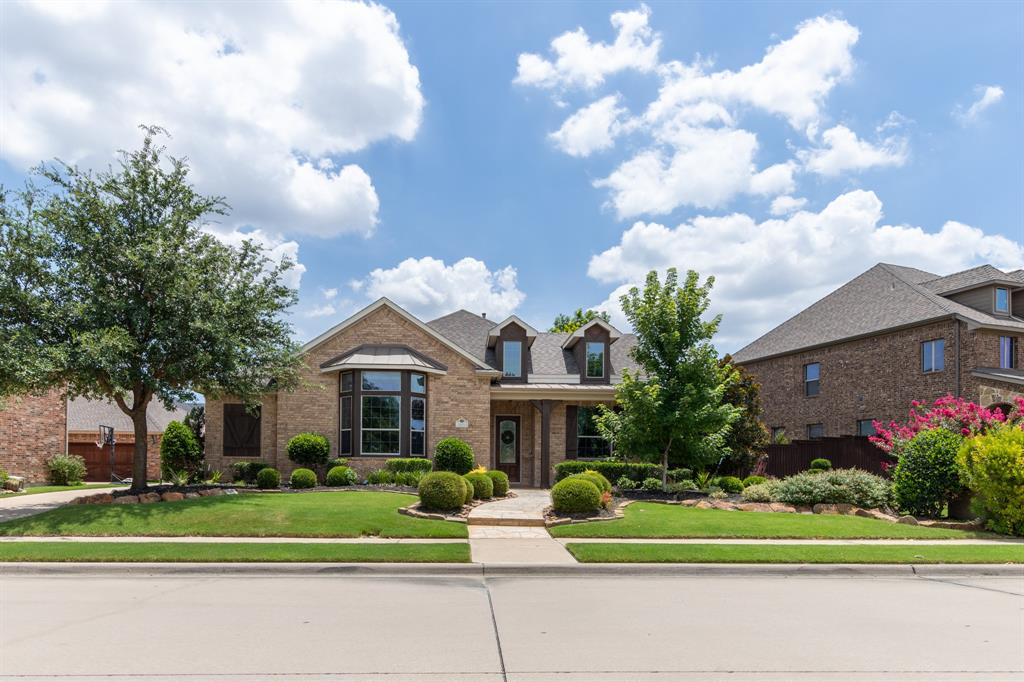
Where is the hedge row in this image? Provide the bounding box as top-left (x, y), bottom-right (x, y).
top-left (554, 460), bottom-right (663, 483)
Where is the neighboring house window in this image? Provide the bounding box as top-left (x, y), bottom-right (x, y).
top-left (856, 419), bottom-right (876, 437)
top-left (804, 363), bottom-right (820, 397)
top-left (771, 427), bottom-right (786, 443)
top-left (1000, 336), bottom-right (1017, 369)
top-left (503, 341), bottom-right (522, 378)
top-left (807, 423), bottom-right (824, 439)
top-left (339, 371), bottom-right (353, 456)
top-left (223, 404), bottom-right (260, 457)
top-left (922, 339), bottom-right (945, 373)
top-left (362, 395), bottom-right (400, 455)
top-left (585, 342), bottom-right (605, 378)
top-left (995, 287), bottom-right (1009, 314)
top-left (577, 406), bottom-right (611, 458)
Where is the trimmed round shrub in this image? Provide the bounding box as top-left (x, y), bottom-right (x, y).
top-left (45, 453), bottom-right (87, 486)
top-left (741, 481), bottom-right (779, 503)
top-left (716, 476), bottom-right (744, 493)
top-left (433, 437), bottom-right (475, 475)
top-left (159, 420), bottom-right (203, 482)
top-left (668, 468), bottom-right (693, 483)
top-left (957, 426), bottom-right (1024, 536)
top-left (256, 467), bottom-right (280, 489)
top-left (551, 477), bottom-right (601, 513)
top-left (327, 457), bottom-right (348, 469)
top-left (418, 471), bottom-right (467, 511)
top-left (742, 475), bottom-right (767, 488)
top-left (461, 475), bottom-right (475, 504)
top-left (463, 471), bottom-right (494, 499)
top-left (574, 470), bottom-right (612, 493)
top-left (615, 476), bottom-right (638, 490)
top-left (775, 468), bottom-right (891, 508)
top-left (668, 480), bottom-right (696, 492)
top-left (290, 468), bottom-right (317, 489)
top-left (326, 465), bottom-right (357, 487)
top-left (232, 461), bottom-right (267, 485)
top-left (809, 458), bottom-right (832, 472)
top-left (286, 432), bottom-right (331, 468)
top-left (892, 429), bottom-right (965, 517)
top-left (367, 469), bottom-right (395, 485)
top-left (641, 477), bottom-right (662, 492)
top-left (486, 470), bottom-right (510, 497)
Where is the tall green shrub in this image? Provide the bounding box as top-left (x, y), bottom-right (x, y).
top-left (958, 426), bottom-right (1024, 536)
top-left (892, 429), bottom-right (964, 517)
top-left (286, 433), bottom-right (331, 468)
top-left (159, 420), bottom-right (203, 482)
top-left (433, 438), bottom-right (475, 475)
top-left (45, 453), bottom-right (87, 485)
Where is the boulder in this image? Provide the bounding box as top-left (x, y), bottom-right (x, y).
top-left (89, 493), bottom-right (114, 504)
top-left (4, 476), bottom-right (25, 492)
top-left (184, 492), bottom-right (200, 499)
top-left (795, 505), bottom-right (813, 514)
top-left (896, 515), bottom-right (919, 525)
top-left (161, 492), bottom-right (184, 502)
top-left (139, 492), bottom-right (161, 504)
top-left (680, 499), bottom-right (701, 507)
top-left (112, 495), bottom-right (139, 504)
top-left (769, 503), bottom-right (797, 513)
top-left (737, 502), bottom-right (773, 513)
top-left (694, 500), bottom-right (714, 509)
top-left (710, 500), bottom-right (738, 511)
top-left (206, 488), bottom-right (225, 496)
top-left (813, 503), bottom-right (840, 515)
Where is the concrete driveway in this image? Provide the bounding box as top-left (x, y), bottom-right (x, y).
top-left (1, 569), bottom-right (1020, 680)
top-left (0, 486), bottom-right (124, 523)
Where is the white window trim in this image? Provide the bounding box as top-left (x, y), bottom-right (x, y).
top-left (922, 339), bottom-right (945, 373)
top-left (995, 287), bottom-right (1010, 314)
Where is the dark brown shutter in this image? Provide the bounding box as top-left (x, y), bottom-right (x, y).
top-left (223, 404), bottom-right (261, 458)
top-left (565, 405), bottom-right (578, 460)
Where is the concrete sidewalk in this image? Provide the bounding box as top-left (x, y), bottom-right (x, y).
top-left (556, 537), bottom-right (1024, 545)
top-left (467, 490), bottom-right (576, 564)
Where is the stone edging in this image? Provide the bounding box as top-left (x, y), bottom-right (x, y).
top-left (545, 499), bottom-right (634, 527)
top-left (399, 492), bottom-right (519, 524)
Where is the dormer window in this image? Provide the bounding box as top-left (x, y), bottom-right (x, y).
top-left (586, 342), bottom-right (605, 378)
top-left (995, 287), bottom-right (1009, 314)
top-left (503, 341), bottom-right (522, 378)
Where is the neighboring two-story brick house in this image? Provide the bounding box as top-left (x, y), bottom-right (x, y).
top-left (733, 263), bottom-right (1024, 441)
top-left (205, 298), bottom-right (637, 487)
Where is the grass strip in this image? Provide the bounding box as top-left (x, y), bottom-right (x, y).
top-left (0, 491), bottom-right (467, 539)
top-left (7, 484), bottom-right (127, 497)
top-left (565, 542), bottom-right (1024, 564)
top-left (550, 503), bottom-right (994, 540)
top-left (0, 541), bottom-right (470, 563)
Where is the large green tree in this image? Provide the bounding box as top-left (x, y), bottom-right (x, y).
top-left (0, 127), bottom-right (303, 491)
top-left (549, 308), bottom-right (611, 333)
top-left (596, 269), bottom-right (740, 487)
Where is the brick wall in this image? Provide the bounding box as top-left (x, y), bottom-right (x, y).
top-left (0, 390), bottom-right (67, 481)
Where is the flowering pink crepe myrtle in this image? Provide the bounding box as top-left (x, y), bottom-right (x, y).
top-left (870, 395), bottom-right (1024, 455)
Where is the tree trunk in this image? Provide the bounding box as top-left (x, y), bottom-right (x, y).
top-left (661, 437), bottom-right (672, 492)
top-left (130, 410), bottom-right (149, 493)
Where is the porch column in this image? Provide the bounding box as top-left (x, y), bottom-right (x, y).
top-left (530, 400), bottom-right (553, 487)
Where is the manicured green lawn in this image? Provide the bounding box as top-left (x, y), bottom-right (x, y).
top-left (0, 491), bottom-right (467, 539)
top-left (565, 543), bottom-right (1024, 564)
top-left (0, 541), bottom-right (469, 563)
top-left (550, 502), bottom-right (994, 540)
top-left (7, 483), bottom-right (127, 497)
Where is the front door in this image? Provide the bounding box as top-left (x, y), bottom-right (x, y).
top-left (495, 415), bottom-right (520, 483)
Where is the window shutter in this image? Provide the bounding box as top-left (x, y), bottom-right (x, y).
top-left (565, 405), bottom-right (578, 460)
top-left (223, 404), bottom-right (261, 457)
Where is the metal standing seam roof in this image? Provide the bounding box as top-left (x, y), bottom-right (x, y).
top-left (732, 263), bottom-right (1024, 364)
top-left (319, 344), bottom-right (448, 374)
top-left (66, 397), bottom-right (191, 434)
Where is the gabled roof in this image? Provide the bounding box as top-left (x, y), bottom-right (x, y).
top-left (303, 298), bottom-right (498, 375)
top-left (67, 397), bottom-right (190, 434)
top-left (486, 315), bottom-right (539, 346)
top-left (919, 264), bottom-right (1021, 294)
top-left (319, 345), bottom-right (448, 374)
top-left (732, 263), bottom-right (1024, 364)
top-left (561, 318), bottom-right (622, 349)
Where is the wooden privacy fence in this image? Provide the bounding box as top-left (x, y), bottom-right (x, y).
top-left (765, 436), bottom-right (892, 477)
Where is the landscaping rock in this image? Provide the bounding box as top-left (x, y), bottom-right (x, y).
top-left (694, 500), bottom-right (714, 509)
top-left (796, 505), bottom-right (813, 513)
top-left (813, 503), bottom-right (840, 514)
top-left (139, 492), bottom-right (161, 504)
top-left (161, 492), bottom-right (184, 502)
top-left (206, 488), bottom-right (225, 496)
top-left (680, 499), bottom-right (701, 507)
top-left (184, 492), bottom-right (200, 499)
top-left (737, 502), bottom-right (773, 513)
top-left (113, 495), bottom-right (139, 504)
top-left (769, 503), bottom-right (796, 513)
top-left (918, 519), bottom-right (984, 531)
top-left (4, 476), bottom-right (25, 492)
top-left (710, 501), bottom-right (738, 511)
top-left (90, 493), bottom-right (114, 504)
top-left (896, 515), bottom-right (919, 525)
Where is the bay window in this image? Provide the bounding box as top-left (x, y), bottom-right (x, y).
top-left (339, 369), bottom-right (428, 457)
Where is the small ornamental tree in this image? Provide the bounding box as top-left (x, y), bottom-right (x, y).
top-left (0, 127), bottom-right (303, 492)
top-left (159, 420), bottom-right (203, 482)
top-left (595, 269), bottom-right (740, 489)
top-left (718, 355), bottom-right (770, 475)
top-left (184, 405), bottom-right (205, 451)
top-left (549, 308), bottom-right (611, 333)
top-left (286, 433), bottom-right (331, 468)
top-left (870, 395), bottom-right (1013, 456)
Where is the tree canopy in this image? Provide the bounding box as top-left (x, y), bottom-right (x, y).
top-left (0, 126), bottom-right (303, 490)
top-left (549, 308), bottom-right (611, 333)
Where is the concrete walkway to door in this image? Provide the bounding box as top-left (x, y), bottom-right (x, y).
top-left (467, 489), bottom-right (576, 564)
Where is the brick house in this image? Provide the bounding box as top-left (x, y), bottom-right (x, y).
top-left (205, 298), bottom-right (637, 487)
top-left (733, 263), bottom-right (1024, 441)
top-left (0, 389), bottom-right (67, 482)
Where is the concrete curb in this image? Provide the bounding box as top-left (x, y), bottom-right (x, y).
top-left (1, 562), bottom-right (1019, 578)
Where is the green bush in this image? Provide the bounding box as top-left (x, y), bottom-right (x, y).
top-left (327, 457), bottom-right (348, 469)
top-left (551, 477), bottom-right (601, 513)
top-left (892, 429), bottom-right (965, 517)
top-left (45, 453), bottom-right (87, 486)
top-left (290, 468), bottom-right (317, 489)
top-left (486, 470), bottom-right (510, 497)
top-left (615, 476), bottom-right (638, 490)
top-left (716, 476), bottom-right (744, 493)
top-left (669, 479), bottom-right (696, 491)
top-left (463, 471), bottom-right (494, 499)
top-left (256, 467), bottom-right (280, 489)
top-left (957, 426), bottom-right (1024, 536)
top-left (159, 420), bottom-right (203, 482)
top-left (367, 469), bottom-right (395, 485)
top-left (231, 461), bottom-right (268, 484)
top-left (641, 477), bottom-right (663, 492)
top-left (741, 481), bottom-right (779, 503)
top-left (554, 460), bottom-right (663, 483)
top-left (667, 468), bottom-right (693, 483)
top-left (775, 468), bottom-right (890, 508)
top-left (0, 467), bottom-right (8, 487)
top-left (286, 433), bottom-right (331, 468)
top-left (434, 438), bottom-right (475, 475)
top-left (418, 471), bottom-right (467, 511)
top-left (742, 475), bottom-right (767, 488)
top-left (570, 471), bottom-right (612, 494)
top-left (809, 458), bottom-right (832, 472)
top-left (326, 465), bottom-right (358, 487)
top-left (461, 475), bottom-right (474, 504)
top-left (386, 458), bottom-right (433, 474)
top-left (391, 471), bottom-right (418, 486)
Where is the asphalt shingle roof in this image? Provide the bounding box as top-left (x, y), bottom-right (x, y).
top-left (732, 263), bottom-right (1024, 364)
top-left (919, 264), bottom-right (1020, 294)
top-left (67, 397), bottom-right (191, 434)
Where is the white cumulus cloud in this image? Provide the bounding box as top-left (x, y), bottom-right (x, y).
top-left (1, 0), bottom-right (424, 238)
top-left (770, 195), bottom-right (808, 216)
top-left (549, 95), bottom-right (630, 157)
top-left (587, 190), bottom-right (1023, 349)
top-left (353, 257), bottom-right (526, 321)
top-left (201, 225), bottom-right (306, 290)
top-left (953, 85), bottom-right (1005, 125)
top-left (798, 125), bottom-right (908, 176)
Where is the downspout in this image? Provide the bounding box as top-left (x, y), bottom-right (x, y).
top-left (954, 315), bottom-right (962, 398)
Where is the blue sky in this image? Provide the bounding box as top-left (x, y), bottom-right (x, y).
top-left (2, 1), bottom-right (1021, 351)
